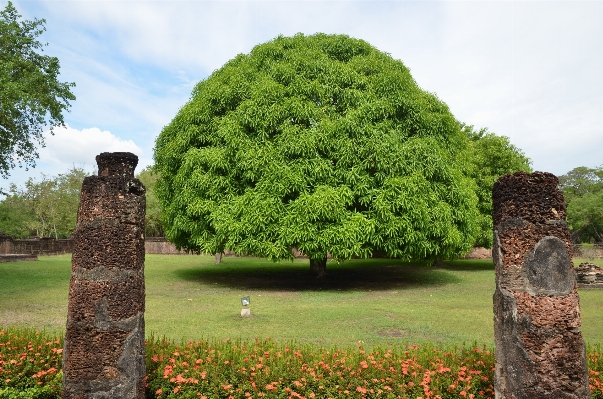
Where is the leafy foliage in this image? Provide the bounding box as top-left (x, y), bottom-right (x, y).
top-left (559, 166), bottom-right (603, 203)
top-left (0, 190), bottom-right (33, 238)
top-left (559, 166), bottom-right (603, 243)
top-left (463, 125), bottom-right (532, 248)
top-left (0, 167), bottom-right (86, 238)
top-left (154, 33), bottom-right (480, 268)
top-left (137, 166), bottom-right (164, 237)
top-left (0, 2), bottom-right (75, 179)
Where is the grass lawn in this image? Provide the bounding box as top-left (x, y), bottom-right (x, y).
top-left (0, 254), bottom-right (601, 348)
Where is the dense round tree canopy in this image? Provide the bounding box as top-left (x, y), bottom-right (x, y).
top-left (154, 33), bottom-right (479, 275)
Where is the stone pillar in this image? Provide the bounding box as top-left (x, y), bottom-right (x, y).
top-left (492, 171), bottom-right (590, 399)
top-left (63, 152), bottom-right (146, 399)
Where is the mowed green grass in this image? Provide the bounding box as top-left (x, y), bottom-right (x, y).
top-left (0, 254), bottom-right (601, 348)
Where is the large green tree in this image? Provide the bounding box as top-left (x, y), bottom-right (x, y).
top-left (154, 33), bottom-right (480, 276)
top-left (0, 2), bottom-right (75, 178)
top-left (463, 125), bottom-right (532, 248)
top-left (559, 166), bottom-right (603, 243)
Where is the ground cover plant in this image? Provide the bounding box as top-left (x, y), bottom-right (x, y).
top-left (1, 328), bottom-right (602, 398)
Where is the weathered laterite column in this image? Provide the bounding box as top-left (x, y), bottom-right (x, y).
top-left (63, 152), bottom-right (146, 398)
top-left (492, 171), bottom-right (589, 398)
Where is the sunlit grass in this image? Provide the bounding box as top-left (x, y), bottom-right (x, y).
top-left (0, 254), bottom-right (602, 348)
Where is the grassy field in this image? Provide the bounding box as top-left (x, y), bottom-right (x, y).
top-left (0, 254), bottom-right (601, 348)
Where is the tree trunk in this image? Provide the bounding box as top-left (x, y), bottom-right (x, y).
top-left (214, 252), bottom-right (223, 264)
top-left (310, 256), bottom-right (327, 278)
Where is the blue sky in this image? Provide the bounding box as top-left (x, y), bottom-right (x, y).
top-left (3, 0), bottom-right (603, 192)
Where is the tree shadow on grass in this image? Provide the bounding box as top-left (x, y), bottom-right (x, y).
top-left (438, 259), bottom-right (495, 272)
top-left (173, 258), bottom-right (465, 292)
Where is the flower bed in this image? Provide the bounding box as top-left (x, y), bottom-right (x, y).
top-left (0, 329), bottom-right (62, 398)
top-left (1, 328), bottom-right (602, 398)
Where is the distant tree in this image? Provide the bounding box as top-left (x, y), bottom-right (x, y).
top-left (567, 191), bottom-right (603, 243)
top-left (558, 166), bottom-right (603, 203)
top-left (0, 166), bottom-right (86, 238)
top-left (463, 125), bottom-right (532, 248)
top-left (0, 188), bottom-right (34, 238)
top-left (52, 167), bottom-right (87, 236)
top-left (558, 166), bottom-right (603, 243)
top-left (0, 2), bottom-right (75, 179)
top-left (21, 175), bottom-right (58, 237)
top-left (154, 33), bottom-right (480, 277)
top-left (136, 166), bottom-right (164, 237)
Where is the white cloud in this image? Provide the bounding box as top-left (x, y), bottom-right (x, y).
top-left (9, 0), bottom-right (603, 181)
top-left (39, 125), bottom-right (144, 169)
top-left (0, 125), bottom-right (146, 194)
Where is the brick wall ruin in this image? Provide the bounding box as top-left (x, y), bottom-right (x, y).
top-left (63, 152), bottom-right (146, 398)
top-left (492, 171), bottom-right (590, 398)
top-left (575, 262), bottom-right (603, 289)
top-left (144, 237), bottom-right (185, 254)
top-left (0, 236), bottom-right (74, 256)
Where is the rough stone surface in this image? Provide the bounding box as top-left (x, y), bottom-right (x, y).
top-left (492, 171), bottom-right (590, 399)
top-left (63, 152), bottom-right (146, 399)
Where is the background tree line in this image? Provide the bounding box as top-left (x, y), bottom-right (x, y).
top-left (0, 125), bottom-right (530, 244)
top-left (1, 143), bottom-right (597, 246)
top-left (0, 166), bottom-right (162, 239)
top-left (558, 166), bottom-right (603, 244)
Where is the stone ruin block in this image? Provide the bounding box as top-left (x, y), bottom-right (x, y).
top-left (63, 152), bottom-right (146, 399)
top-left (576, 262), bottom-right (603, 289)
top-left (492, 171), bottom-right (590, 398)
